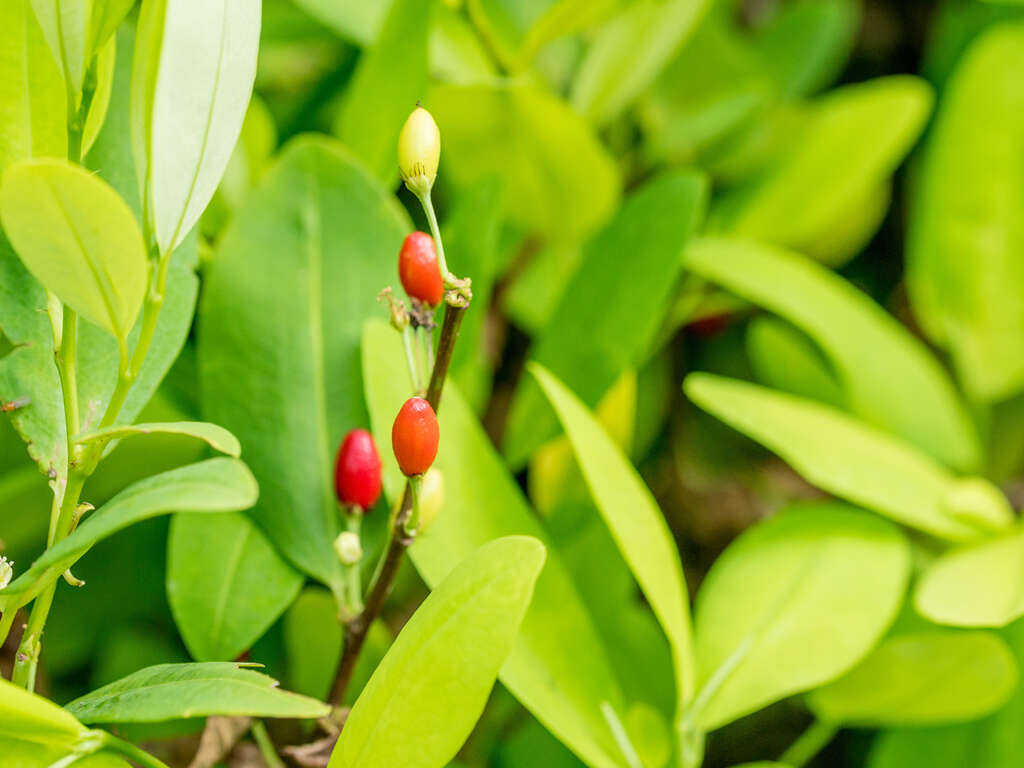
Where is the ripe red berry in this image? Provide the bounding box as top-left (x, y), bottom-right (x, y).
top-left (398, 231), bottom-right (443, 307)
top-left (334, 429), bottom-right (382, 511)
top-left (392, 397), bottom-right (439, 477)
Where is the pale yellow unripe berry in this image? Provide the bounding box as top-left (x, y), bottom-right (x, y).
top-left (418, 468), bottom-right (444, 532)
top-left (398, 106), bottom-right (440, 197)
top-left (334, 531), bottom-right (363, 566)
top-left (0, 556), bottom-right (12, 589)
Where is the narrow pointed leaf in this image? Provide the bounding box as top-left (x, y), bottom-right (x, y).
top-left (77, 420), bottom-right (242, 457)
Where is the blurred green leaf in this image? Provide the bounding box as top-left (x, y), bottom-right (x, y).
top-left (334, 0), bottom-right (430, 186)
top-left (691, 502), bottom-right (909, 730)
top-left (745, 317), bottom-right (844, 408)
top-left (132, 0), bottom-right (260, 253)
top-left (808, 630), bottom-right (1017, 725)
top-left (907, 22), bottom-right (1024, 403)
top-left (199, 136), bottom-right (409, 595)
top-left (752, 0), bottom-right (859, 98)
top-left (684, 373), bottom-right (1010, 540)
top-left (505, 171), bottom-right (707, 467)
top-left (571, 0), bottom-right (710, 125)
top-left (329, 537), bottom-right (545, 768)
top-left (362, 318), bottom-right (628, 768)
top-left (0, 158), bottom-right (147, 341)
top-left (429, 80), bottom-right (619, 242)
top-left (869, 619), bottom-right (1024, 768)
top-left (81, 36), bottom-right (116, 157)
top-left (710, 77), bottom-right (931, 259)
top-left (0, 0), bottom-right (66, 174)
top-left (66, 662), bottom-right (330, 722)
top-left (168, 511), bottom-right (302, 661)
top-left (915, 523), bottom-right (1024, 627)
top-left (531, 364), bottom-right (695, 715)
top-left (0, 458), bottom-right (258, 609)
top-left (0, 675), bottom-right (86, 746)
top-left (284, 586), bottom-right (342, 701)
top-left (0, 739), bottom-right (128, 768)
top-left (684, 237), bottom-right (981, 473)
top-left (76, 420), bottom-right (241, 457)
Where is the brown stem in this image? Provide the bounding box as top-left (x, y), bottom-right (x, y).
top-left (329, 302), bottom-right (466, 710)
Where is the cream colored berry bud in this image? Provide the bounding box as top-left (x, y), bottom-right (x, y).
top-left (334, 531), bottom-right (363, 566)
top-left (0, 556), bottom-right (12, 589)
top-left (418, 468), bottom-right (444, 532)
top-left (398, 106), bottom-right (440, 196)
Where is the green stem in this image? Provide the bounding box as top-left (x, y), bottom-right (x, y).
top-left (56, 308), bottom-right (79, 448)
top-left (405, 474), bottom-right (423, 536)
top-left (420, 190), bottom-right (451, 281)
top-left (251, 720), bottom-right (285, 768)
top-left (779, 720), bottom-right (839, 767)
top-left (342, 513), bottom-right (364, 618)
top-left (99, 732), bottom-right (173, 768)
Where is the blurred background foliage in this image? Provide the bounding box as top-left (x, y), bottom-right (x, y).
top-left (4, 0), bottom-right (1024, 765)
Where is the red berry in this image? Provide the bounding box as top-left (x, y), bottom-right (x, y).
top-left (334, 429), bottom-right (382, 510)
top-left (392, 397), bottom-right (439, 477)
top-left (398, 231), bottom-right (443, 307)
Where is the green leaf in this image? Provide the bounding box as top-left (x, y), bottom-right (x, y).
top-left (684, 373), bottom-right (1009, 540)
top-left (0, 739), bottom-right (127, 768)
top-left (504, 171), bottom-right (707, 467)
top-left (0, 457), bottom-right (258, 609)
top-left (168, 510), bottom-right (303, 662)
top-left (428, 80), bottom-right (619, 242)
top-left (81, 34), bottom-right (116, 157)
top-left (807, 630), bottom-right (1017, 725)
top-left (283, 587), bottom-right (343, 701)
top-left (198, 136), bottom-right (409, 594)
top-left (745, 316), bottom-right (844, 408)
top-left (691, 502), bottom-right (909, 730)
top-left (530, 364), bottom-right (695, 714)
top-left (709, 76), bottom-right (932, 255)
top-left (0, 0), bottom-right (66, 174)
top-left (868, 620), bottom-right (1024, 768)
top-left (907, 22), bottom-right (1024, 402)
top-left (362, 319), bottom-right (628, 768)
top-left (683, 237), bottom-right (981, 472)
top-left (0, 158), bottom-right (148, 340)
top-left (76, 420), bottom-right (241, 456)
top-left (334, 0), bottom-right (430, 186)
top-left (915, 524), bottom-right (1024, 627)
top-left (0, 675), bottom-right (85, 747)
top-left (752, 0), bottom-right (859, 98)
top-left (65, 662), bottom-right (330, 723)
top-left (132, 0), bottom-right (261, 253)
top-left (329, 537), bottom-right (545, 768)
top-left (571, 0), bottom-right (710, 125)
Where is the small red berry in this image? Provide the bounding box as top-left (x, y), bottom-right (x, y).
top-left (392, 397), bottom-right (439, 477)
top-left (398, 231), bottom-right (443, 307)
top-left (334, 429), bottom-right (382, 511)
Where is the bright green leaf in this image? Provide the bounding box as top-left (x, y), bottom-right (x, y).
top-left (0, 458), bottom-right (258, 609)
top-left (683, 237), bottom-right (981, 472)
top-left (329, 537), bottom-right (545, 768)
top-left (0, 0), bottom-right (66, 174)
top-left (199, 136), bottom-right (409, 594)
top-left (692, 502), bottom-right (909, 730)
top-left (531, 363), bottom-right (695, 714)
top-left (709, 76), bottom-right (931, 255)
top-left (907, 22), bottom-right (1024, 402)
top-left (504, 171), bottom-right (707, 467)
top-left (168, 511), bottom-right (303, 662)
top-left (65, 662), bottom-right (330, 723)
top-left (0, 676), bottom-right (85, 747)
top-left (684, 373), bottom-right (1009, 540)
top-left (362, 318), bottom-right (628, 768)
top-left (334, 0), bottom-right (430, 186)
top-left (81, 34), bottom-right (116, 157)
top-left (133, 0), bottom-right (261, 253)
top-left (76, 420), bottom-right (241, 457)
top-left (571, 0), bottom-right (710, 125)
top-left (807, 630), bottom-right (1017, 725)
top-left (428, 80), bottom-right (619, 242)
top-left (0, 158), bottom-right (147, 340)
top-left (745, 316), bottom-right (844, 408)
top-left (915, 524), bottom-right (1024, 627)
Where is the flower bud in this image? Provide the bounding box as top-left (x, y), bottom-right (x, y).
top-left (398, 106), bottom-right (440, 196)
top-left (399, 231), bottom-right (444, 307)
top-left (418, 468), bottom-right (444, 532)
top-left (335, 429), bottom-right (383, 511)
top-left (334, 532), bottom-right (363, 566)
top-left (392, 397), bottom-right (439, 477)
top-left (0, 556), bottom-right (12, 589)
